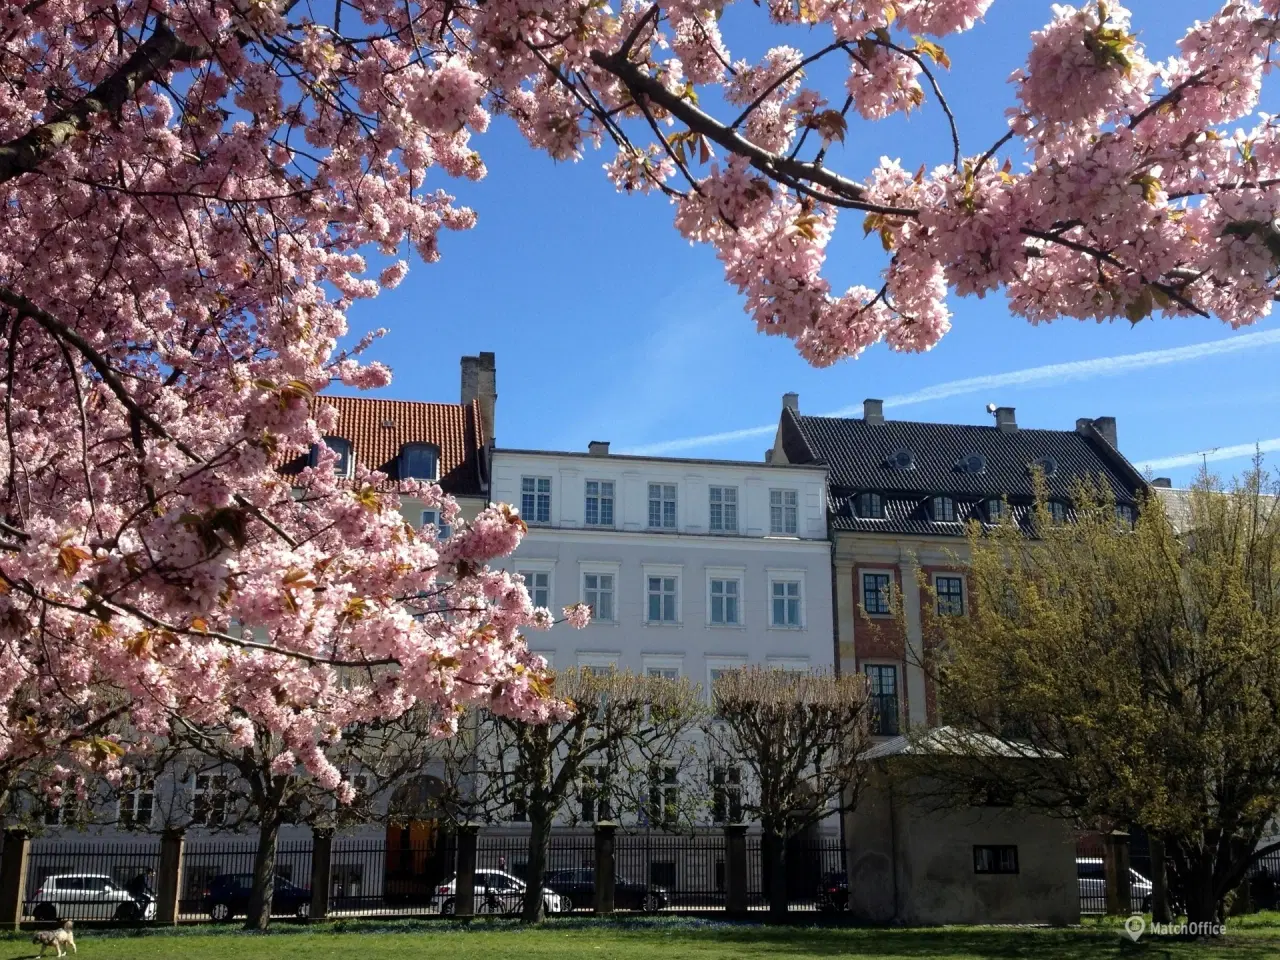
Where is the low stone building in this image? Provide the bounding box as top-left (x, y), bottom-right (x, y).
top-left (845, 729), bottom-right (1079, 926)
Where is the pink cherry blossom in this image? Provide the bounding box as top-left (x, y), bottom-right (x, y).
top-left (0, 0), bottom-right (1277, 799)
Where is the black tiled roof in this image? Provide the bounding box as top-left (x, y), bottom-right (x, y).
top-left (782, 409), bottom-right (1147, 537)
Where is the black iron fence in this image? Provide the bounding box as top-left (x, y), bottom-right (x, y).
top-left (24, 840), bottom-right (160, 923)
top-left (1075, 833), bottom-right (1280, 916)
top-left (20, 828), bottom-right (845, 923)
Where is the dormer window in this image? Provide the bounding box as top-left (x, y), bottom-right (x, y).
top-left (1047, 501), bottom-right (1068, 525)
top-left (887, 449), bottom-right (915, 471)
top-left (311, 436), bottom-right (353, 478)
top-left (931, 496), bottom-right (958, 523)
top-left (1030, 456), bottom-right (1058, 477)
top-left (399, 443), bottom-right (439, 481)
top-left (1115, 503), bottom-right (1136, 527)
top-left (984, 498), bottom-right (1006, 522)
top-left (957, 453), bottom-right (987, 475)
top-left (855, 492), bottom-right (885, 520)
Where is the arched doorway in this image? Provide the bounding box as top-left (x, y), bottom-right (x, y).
top-left (384, 776), bottom-right (456, 905)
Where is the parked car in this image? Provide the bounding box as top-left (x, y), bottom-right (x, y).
top-left (542, 868), bottom-right (668, 913)
top-left (435, 869), bottom-right (563, 915)
top-left (1077, 858), bottom-right (1152, 913)
top-left (31, 874), bottom-right (157, 922)
top-left (816, 871), bottom-right (849, 912)
top-left (202, 873), bottom-right (312, 922)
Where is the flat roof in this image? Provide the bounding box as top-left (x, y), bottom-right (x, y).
top-left (493, 447), bottom-right (828, 471)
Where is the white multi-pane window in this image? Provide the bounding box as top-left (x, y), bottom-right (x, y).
top-left (193, 773), bottom-right (230, 827)
top-left (118, 772), bottom-right (155, 830)
top-left (647, 765), bottom-right (679, 824)
top-left (711, 767), bottom-right (743, 823)
top-left (647, 576), bottom-right (678, 623)
top-left (583, 572), bottom-right (615, 621)
top-left (709, 579), bottom-right (740, 625)
top-left (709, 486), bottom-right (738, 533)
top-left (648, 483), bottom-right (677, 529)
top-left (584, 480), bottom-right (614, 526)
top-left (769, 489), bottom-right (799, 535)
top-left (707, 657), bottom-right (748, 709)
top-left (770, 579), bottom-right (802, 627)
top-left (521, 476), bottom-right (552, 524)
top-left (580, 765), bottom-right (611, 822)
top-left (420, 508), bottom-right (452, 540)
top-left (931, 496), bottom-right (958, 523)
top-left (519, 570), bottom-right (550, 608)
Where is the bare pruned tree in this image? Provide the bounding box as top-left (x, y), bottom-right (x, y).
top-left (134, 705), bottom-right (454, 929)
top-left (440, 668), bottom-right (704, 923)
top-left (706, 667), bottom-right (871, 918)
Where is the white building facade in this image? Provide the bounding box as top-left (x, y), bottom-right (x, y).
top-left (491, 444), bottom-right (836, 705)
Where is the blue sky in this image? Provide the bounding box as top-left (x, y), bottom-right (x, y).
top-left (340, 0), bottom-right (1278, 486)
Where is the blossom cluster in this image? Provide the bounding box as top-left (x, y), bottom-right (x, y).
top-left (1, 0), bottom-right (1278, 799)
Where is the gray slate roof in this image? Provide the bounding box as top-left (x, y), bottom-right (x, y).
top-left (779, 409), bottom-right (1147, 537)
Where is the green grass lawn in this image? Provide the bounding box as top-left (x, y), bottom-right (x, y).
top-left (3, 917), bottom-right (1278, 960)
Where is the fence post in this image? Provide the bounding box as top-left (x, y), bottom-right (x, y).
top-left (724, 824), bottom-right (748, 918)
top-left (156, 829), bottom-right (185, 926)
top-left (1103, 830), bottom-right (1131, 916)
top-left (454, 823), bottom-right (478, 918)
top-left (593, 821), bottom-right (616, 915)
top-left (1148, 834), bottom-right (1170, 922)
top-left (309, 828), bottom-right (333, 921)
top-left (0, 827), bottom-right (30, 930)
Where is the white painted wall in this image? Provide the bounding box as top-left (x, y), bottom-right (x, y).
top-left (491, 450), bottom-right (836, 686)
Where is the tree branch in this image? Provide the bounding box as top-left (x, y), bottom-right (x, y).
top-left (0, 21), bottom-right (206, 185)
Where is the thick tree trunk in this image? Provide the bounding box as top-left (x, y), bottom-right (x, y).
top-left (520, 812), bottom-right (551, 924)
top-left (764, 829), bottom-right (788, 921)
top-left (1182, 866), bottom-right (1220, 928)
top-left (245, 818), bottom-right (281, 931)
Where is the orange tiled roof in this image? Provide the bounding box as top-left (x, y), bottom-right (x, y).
top-left (282, 394), bottom-right (487, 497)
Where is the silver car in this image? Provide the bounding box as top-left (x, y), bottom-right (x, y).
top-left (31, 873), bottom-right (157, 922)
top-left (436, 869), bottom-right (562, 915)
top-left (1077, 858), bottom-right (1153, 913)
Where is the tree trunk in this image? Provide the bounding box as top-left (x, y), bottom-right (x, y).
top-left (520, 812), bottom-right (551, 924)
top-left (764, 829), bottom-right (788, 921)
top-left (245, 818), bottom-right (281, 931)
top-left (1182, 865), bottom-right (1220, 928)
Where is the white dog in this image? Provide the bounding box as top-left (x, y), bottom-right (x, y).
top-left (32, 920), bottom-right (76, 958)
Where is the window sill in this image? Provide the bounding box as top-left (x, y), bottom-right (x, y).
top-left (862, 612), bottom-right (894, 619)
top-left (708, 623), bottom-right (747, 630)
top-left (586, 620), bottom-right (619, 627)
top-left (644, 621), bottom-right (682, 628)
top-left (767, 624), bottom-right (805, 631)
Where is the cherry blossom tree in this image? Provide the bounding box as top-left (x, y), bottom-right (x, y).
top-left (2, 0), bottom-right (1278, 795)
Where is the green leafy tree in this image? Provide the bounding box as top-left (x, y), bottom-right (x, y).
top-left (920, 468), bottom-right (1280, 925)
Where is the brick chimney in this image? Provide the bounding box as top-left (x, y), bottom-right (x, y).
top-left (782, 392), bottom-right (799, 412)
top-left (1075, 415), bottom-right (1118, 449)
top-left (863, 399), bottom-right (885, 425)
top-left (1151, 477), bottom-right (1172, 488)
top-left (588, 441), bottom-right (610, 456)
top-left (995, 406), bottom-right (1017, 433)
top-left (1091, 416), bottom-right (1118, 448)
top-left (460, 352), bottom-right (497, 445)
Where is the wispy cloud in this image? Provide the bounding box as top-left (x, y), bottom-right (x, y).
top-left (622, 329), bottom-right (1280, 456)
top-left (1139, 438), bottom-right (1280, 472)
